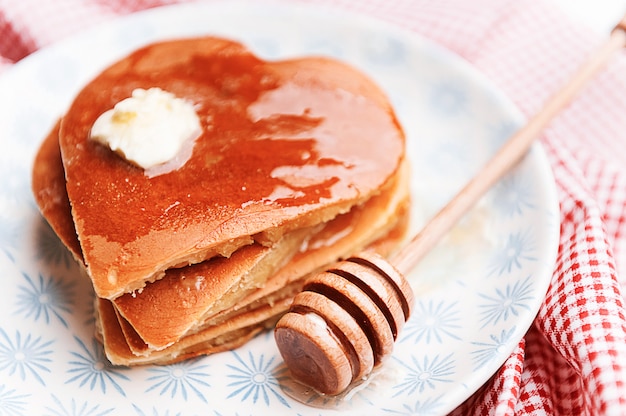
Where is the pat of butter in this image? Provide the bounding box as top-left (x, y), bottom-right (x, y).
top-left (90, 88), bottom-right (201, 171)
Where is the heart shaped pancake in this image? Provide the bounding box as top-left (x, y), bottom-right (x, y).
top-left (57, 37), bottom-right (405, 300)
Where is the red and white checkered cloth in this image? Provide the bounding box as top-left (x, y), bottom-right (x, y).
top-left (3, 0), bottom-right (626, 414)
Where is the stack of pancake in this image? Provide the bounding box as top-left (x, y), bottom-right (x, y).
top-left (31, 37), bottom-right (409, 365)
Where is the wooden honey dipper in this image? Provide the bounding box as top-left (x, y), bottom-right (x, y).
top-left (275, 16), bottom-right (626, 396)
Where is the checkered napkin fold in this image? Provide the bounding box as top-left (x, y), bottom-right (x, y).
top-left (2, 0), bottom-right (626, 414)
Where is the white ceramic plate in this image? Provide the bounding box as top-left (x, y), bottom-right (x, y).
top-left (0, 2), bottom-right (559, 415)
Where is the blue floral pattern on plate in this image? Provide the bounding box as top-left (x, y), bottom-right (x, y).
top-left (0, 329), bottom-right (54, 387)
top-left (0, 2), bottom-right (559, 415)
top-left (145, 360), bottom-right (211, 403)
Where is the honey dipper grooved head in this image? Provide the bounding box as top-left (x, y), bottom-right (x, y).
top-left (274, 251), bottom-right (414, 395)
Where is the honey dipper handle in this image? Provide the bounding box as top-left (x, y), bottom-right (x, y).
top-left (391, 19), bottom-right (626, 276)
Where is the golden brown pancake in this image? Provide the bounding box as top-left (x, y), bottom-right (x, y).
top-left (32, 123), bottom-right (409, 365)
top-left (32, 126), bottom-right (409, 363)
top-left (57, 37), bottom-right (406, 299)
top-left (32, 36), bottom-right (410, 365)
top-left (95, 296), bottom-right (270, 365)
top-left (113, 161), bottom-right (410, 353)
top-left (98, 209), bottom-right (409, 366)
top-left (112, 229), bottom-right (312, 349)
top-left (32, 120), bottom-right (83, 262)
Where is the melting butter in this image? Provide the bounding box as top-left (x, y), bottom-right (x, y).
top-left (90, 88), bottom-right (201, 173)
